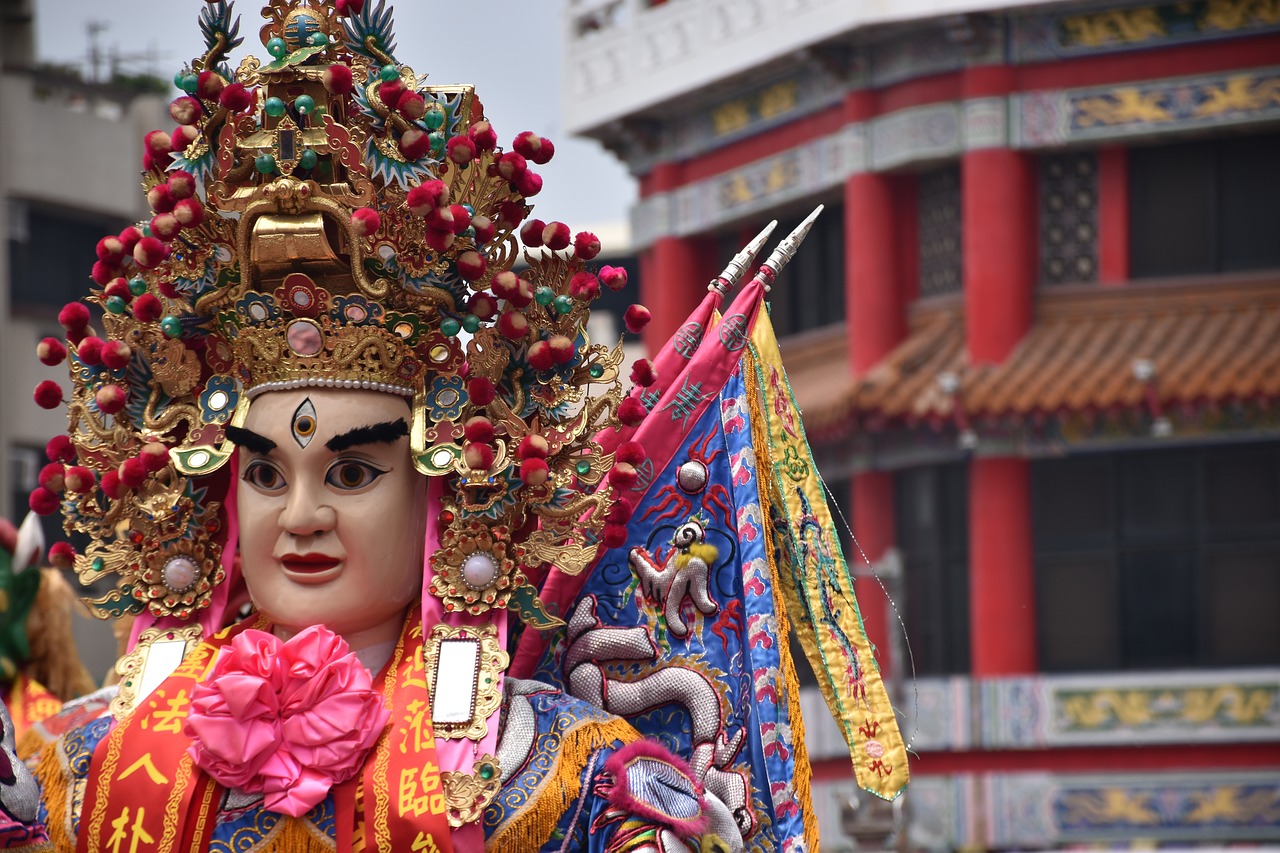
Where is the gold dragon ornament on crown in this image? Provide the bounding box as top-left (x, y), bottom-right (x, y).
top-left (30, 0), bottom-right (655, 632)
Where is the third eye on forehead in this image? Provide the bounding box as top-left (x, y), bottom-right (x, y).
top-left (291, 398), bottom-right (319, 448)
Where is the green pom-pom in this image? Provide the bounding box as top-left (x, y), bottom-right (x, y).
top-left (264, 97), bottom-right (286, 117)
top-left (308, 31), bottom-right (329, 47)
top-left (105, 295), bottom-right (126, 315)
top-left (534, 286), bottom-right (554, 306)
top-left (298, 149), bottom-right (318, 169)
top-left (127, 278), bottom-right (147, 297)
top-left (294, 94), bottom-right (315, 115)
top-left (441, 317), bottom-right (462, 337)
top-left (267, 37), bottom-right (288, 59)
top-left (160, 316), bottom-right (183, 339)
top-left (180, 73), bottom-right (199, 94)
top-left (423, 103), bottom-right (446, 131)
top-left (553, 294), bottom-right (574, 315)
top-left (379, 64), bottom-right (399, 82)
top-left (462, 314), bottom-right (481, 334)
top-left (255, 153), bottom-right (277, 175)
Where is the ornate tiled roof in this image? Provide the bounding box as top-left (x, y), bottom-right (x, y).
top-left (788, 278), bottom-right (1280, 436)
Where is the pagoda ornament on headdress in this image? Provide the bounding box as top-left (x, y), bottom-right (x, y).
top-left (33, 0), bottom-right (642, 632)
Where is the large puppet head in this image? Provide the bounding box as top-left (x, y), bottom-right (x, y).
top-left (34, 0), bottom-right (645, 646)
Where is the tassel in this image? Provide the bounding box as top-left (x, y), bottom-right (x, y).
top-left (487, 717), bottom-right (639, 851)
top-left (34, 737), bottom-right (75, 848)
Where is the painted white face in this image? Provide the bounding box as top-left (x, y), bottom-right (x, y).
top-left (234, 388), bottom-right (426, 650)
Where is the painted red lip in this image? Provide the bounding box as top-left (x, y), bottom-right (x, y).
top-left (280, 553), bottom-right (341, 574)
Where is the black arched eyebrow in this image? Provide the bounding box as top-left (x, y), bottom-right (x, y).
top-left (225, 426), bottom-right (276, 455)
top-left (326, 418), bottom-right (409, 452)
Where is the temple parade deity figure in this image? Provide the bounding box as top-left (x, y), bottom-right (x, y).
top-left (14, 1), bottom-right (908, 850)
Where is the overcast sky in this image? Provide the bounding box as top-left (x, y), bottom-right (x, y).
top-left (33, 0), bottom-right (636, 237)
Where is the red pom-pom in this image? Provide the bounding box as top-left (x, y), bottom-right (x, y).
top-left (497, 310), bottom-right (529, 340)
top-left (517, 434), bottom-right (550, 460)
top-left (425, 206), bottom-right (456, 233)
top-left (118, 457), bottom-right (148, 489)
top-left (607, 496), bottom-right (635, 524)
top-left (147, 183), bottom-right (175, 213)
top-left (33, 380), bottom-right (63, 409)
top-left (398, 91), bottom-right (426, 120)
top-left (171, 124), bottom-right (199, 152)
top-left (630, 358), bottom-right (657, 387)
top-left (46, 435), bottom-right (76, 464)
top-left (423, 226), bottom-right (455, 253)
top-left (150, 213), bottom-right (181, 241)
top-left (542, 221), bottom-right (571, 251)
top-left (134, 236), bottom-right (169, 269)
top-left (513, 131), bottom-right (554, 164)
top-left (96, 236), bottom-right (125, 264)
top-left (39, 463), bottom-right (66, 492)
top-left (378, 80), bottom-right (406, 109)
top-left (608, 462), bottom-right (639, 489)
top-left (140, 442), bottom-right (171, 472)
top-left (574, 232), bottom-right (601, 260)
top-left (144, 130), bottom-right (172, 158)
top-left (168, 171), bottom-right (196, 200)
top-left (219, 83), bottom-right (254, 113)
top-left (96, 385), bottom-right (127, 415)
top-left (519, 457), bottom-right (550, 487)
top-left (351, 207), bottom-right (381, 237)
top-left (335, 0), bottom-right (365, 14)
top-left (462, 442), bottom-right (495, 471)
top-left (497, 151), bottom-right (527, 182)
top-left (468, 120), bottom-right (497, 151)
top-left (118, 227), bottom-right (143, 255)
top-left (407, 180), bottom-right (448, 215)
top-left (467, 293), bottom-right (498, 321)
top-left (464, 416), bottom-right (496, 444)
top-left (447, 204), bottom-right (472, 235)
top-left (173, 198), bottom-right (205, 228)
top-left (103, 278), bottom-right (132, 303)
top-left (398, 127), bottom-right (432, 161)
top-left (28, 487), bottom-right (60, 516)
top-left (37, 337), bottom-right (67, 366)
top-left (467, 376), bottom-right (497, 406)
top-left (470, 214), bottom-right (495, 246)
top-left (58, 302), bottom-right (90, 333)
top-left (514, 170), bottom-right (543, 197)
top-left (196, 70), bottom-right (225, 101)
top-left (495, 201), bottom-right (526, 230)
top-left (519, 218), bottom-right (545, 248)
top-left (101, 340), bottom-right (132, 371)
top-left (323, 64), bottom-right (354, 95)
top-left (446, 135), bottom-right (477, 165)
top-left (527, 340), bottom-right (554, 371)
top-left (601, 523), bottom-right (628, 549)
top-left (91, 260), bottom-right (118, 286)
top-left (132, 293), bottom-right (164, 323)
top-left (48, 541), bottom-right (76, 569)
top-left (491, 271), bottom-right (533, 308)
top-left (618, 396), bottom-right (647, 427)
top-left (616, 441), bottom-right (647, 466)
top-left (548, 335), bottom-right (576, 365)
top-left (76, 337), bottom-right (104, 366)
top-left (100, 469), bottom-right (123, 500)
top-left (170, 95), bottom-right (201, 126)
top-left (600, 265), bottom-right (629, 291)
top-left (624, 304), bottom-right (652, 334)
top-left (64, 466), bottom-right (96, 494)
top-left (569, 271), bottom-right (600, 302)
top-left (456, 250), bottom-right (486, 281)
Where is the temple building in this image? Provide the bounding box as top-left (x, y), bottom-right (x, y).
top-left (564, 0), bottom-right (1280, 847)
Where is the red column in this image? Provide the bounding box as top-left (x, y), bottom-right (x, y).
top-left (962, 68), bottom-right (1034, 365)
top-left (637, 163), bottom-right (717, 354)
top-left (843, 89), bottom-right (906, 676)
top-left (1098, 146), bottom-right (1129, 286)
top-left (961, 67), bottom-right (1038, 675)
top-left (969, 458), bottom-right (1038, 674)
top-left (852, 472), bottom-right (896, 677)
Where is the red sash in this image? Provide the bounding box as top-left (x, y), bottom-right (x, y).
top-left (5, 671), bottom-right (62, 742)
top-left (79, 611), bottom-right (454, 852)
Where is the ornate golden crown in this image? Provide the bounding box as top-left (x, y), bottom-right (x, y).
top-left (33, 0), bottom-right (643, 628)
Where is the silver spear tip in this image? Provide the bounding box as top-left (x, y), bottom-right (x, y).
top-left (761, 205), bottom-right (824, 277)
top-left (710, 220), bottom-right (778, 294)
